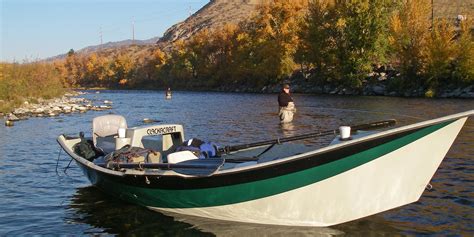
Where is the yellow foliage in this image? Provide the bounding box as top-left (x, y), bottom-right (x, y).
top-left (153, 48), bottom-right (167, 67)
top-left (390, 0), bottom-right (431, 81)
top-left (0, 62), bottom-right (65, 112)
top-left (119, 79), bottom-right (128, 85)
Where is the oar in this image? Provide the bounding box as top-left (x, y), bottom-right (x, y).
top-left (97, 158), bottom-right (224, 171)
top-left (218, 119), bottom-right (396, 154)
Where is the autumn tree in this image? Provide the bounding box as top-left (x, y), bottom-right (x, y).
top-left (297, 0), bottom-right (336, 83)
top-left (424, 19), bottom-right (458, 88)
top-left (57, 50), bottom-right (82, 87)
top-left (208, 23), bottom-right (241, 86)
top-left (166, 40), bottom-right (194, 86)
top-left (130, 47), bottom-right (169, 88)
top-left (243, 0), bottom-right (308, 86)
top-left (451, 19), bottom-right (474, 84)
top-left (84, 53), bottom-right (113, 86)
top-left (389, 0), bottom-right (431, 88)
top-left (111, 53), bottom-right (135, 87)
top-left (301, 0), bottom-right (396, 87)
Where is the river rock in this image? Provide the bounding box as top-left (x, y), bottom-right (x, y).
top-left (33, 108), bottom-right (45, 114)
top-left (13, 108), bottom-right (29, 116)
top-left (329, 88), bottom-right (339, 95)
top-left (372, 85), bottom-right (386, 95)
top-left (451, 88), bottom-right (463, 97)
top-left (387, 91), bottom-right (398, 96)
top-left (7, 113), bottom-right (20, 121)
top-left (460, 92), bottom-right (474, 98)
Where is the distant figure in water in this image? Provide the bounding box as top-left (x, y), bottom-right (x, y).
top-left (278, 84), bottom-right (296, 123)
top-left (165, 87), bottom-right (172, 99)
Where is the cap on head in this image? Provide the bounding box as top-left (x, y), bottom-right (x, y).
top-left (283, 84), bottom-right (290, 89)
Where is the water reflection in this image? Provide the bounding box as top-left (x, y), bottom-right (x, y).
top-left (67, 187), bottom-right (212, 236)
top-left (280, 122), bottom-right (296, 137)
top-left (69, 187), bottom-right (347, 236)
top-left (68, 186), bottom-right (421, 236)
top-left (172, 214), bottom-right (344, 237)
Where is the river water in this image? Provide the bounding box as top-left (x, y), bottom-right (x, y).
top-left (0, 90), bottom-right (473, 236)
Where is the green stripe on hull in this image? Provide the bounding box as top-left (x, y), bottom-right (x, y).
top-left (97, 121), bottom-right (453, 208)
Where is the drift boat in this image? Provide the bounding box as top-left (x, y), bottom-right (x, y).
top-left (57, 110), bottom-right (473, 227)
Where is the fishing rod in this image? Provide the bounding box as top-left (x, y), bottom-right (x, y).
top-left (218, 119), bottom-right (397, 154)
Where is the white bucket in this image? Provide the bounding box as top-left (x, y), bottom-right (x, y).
top-left (339, 126), bottom-right (351, 140)
top-left (118, 128), bottom-right (126, 138)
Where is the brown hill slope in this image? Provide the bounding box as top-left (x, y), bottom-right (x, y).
top-left (158, 0), bottom-right (262, 45)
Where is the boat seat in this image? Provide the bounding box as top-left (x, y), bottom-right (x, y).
top-left (93, 115), bottom-right (127, 153)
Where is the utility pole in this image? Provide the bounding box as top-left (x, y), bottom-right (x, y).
top-left (188, 6), bottom-right (192, 17)
top-left (132, 16), bottom-right (135, 43)
top-left (99, 27), bottom-right (103, 46)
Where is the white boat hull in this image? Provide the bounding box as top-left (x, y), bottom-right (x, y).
top-left (151, 117), bottom-right (467, 226)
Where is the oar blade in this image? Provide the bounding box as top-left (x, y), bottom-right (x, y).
top-left (173, 158), bottom-right (224, 176)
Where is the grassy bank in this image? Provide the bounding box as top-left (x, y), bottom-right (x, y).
top-left (0, 62), bottom-right (66, 114)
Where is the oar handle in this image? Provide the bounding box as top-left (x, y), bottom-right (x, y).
top-left (219, 119), bottom-right (396, 154)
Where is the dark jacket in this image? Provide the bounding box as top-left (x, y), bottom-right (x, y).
top-left (278, 90), bottom-right (293, 107)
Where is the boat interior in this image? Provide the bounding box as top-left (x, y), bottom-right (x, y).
top-left (58, 115), bottom-right (372, 174)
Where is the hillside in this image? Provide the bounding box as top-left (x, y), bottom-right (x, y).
top-left (158, 0), bottom-right (261, 45)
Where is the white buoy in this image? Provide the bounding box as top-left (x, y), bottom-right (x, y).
top-left (339, 126), bottom-right (351, 140)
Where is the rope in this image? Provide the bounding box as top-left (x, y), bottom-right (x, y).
top-left (63, 158), bottom-right (73, 175)
top-left (55, 147), bottom-right (62, 176)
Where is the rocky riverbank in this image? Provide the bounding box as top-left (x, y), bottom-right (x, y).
top-left (216, 70), bottom-right (474, 98)
top-left (3, 91), bottom-right (113, 126)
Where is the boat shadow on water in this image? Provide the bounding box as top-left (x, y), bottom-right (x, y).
top-left (67, 187), bottom-right (405, 236)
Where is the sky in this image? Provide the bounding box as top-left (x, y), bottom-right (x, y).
top-left (1, 0), bottom-right (209, 62)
